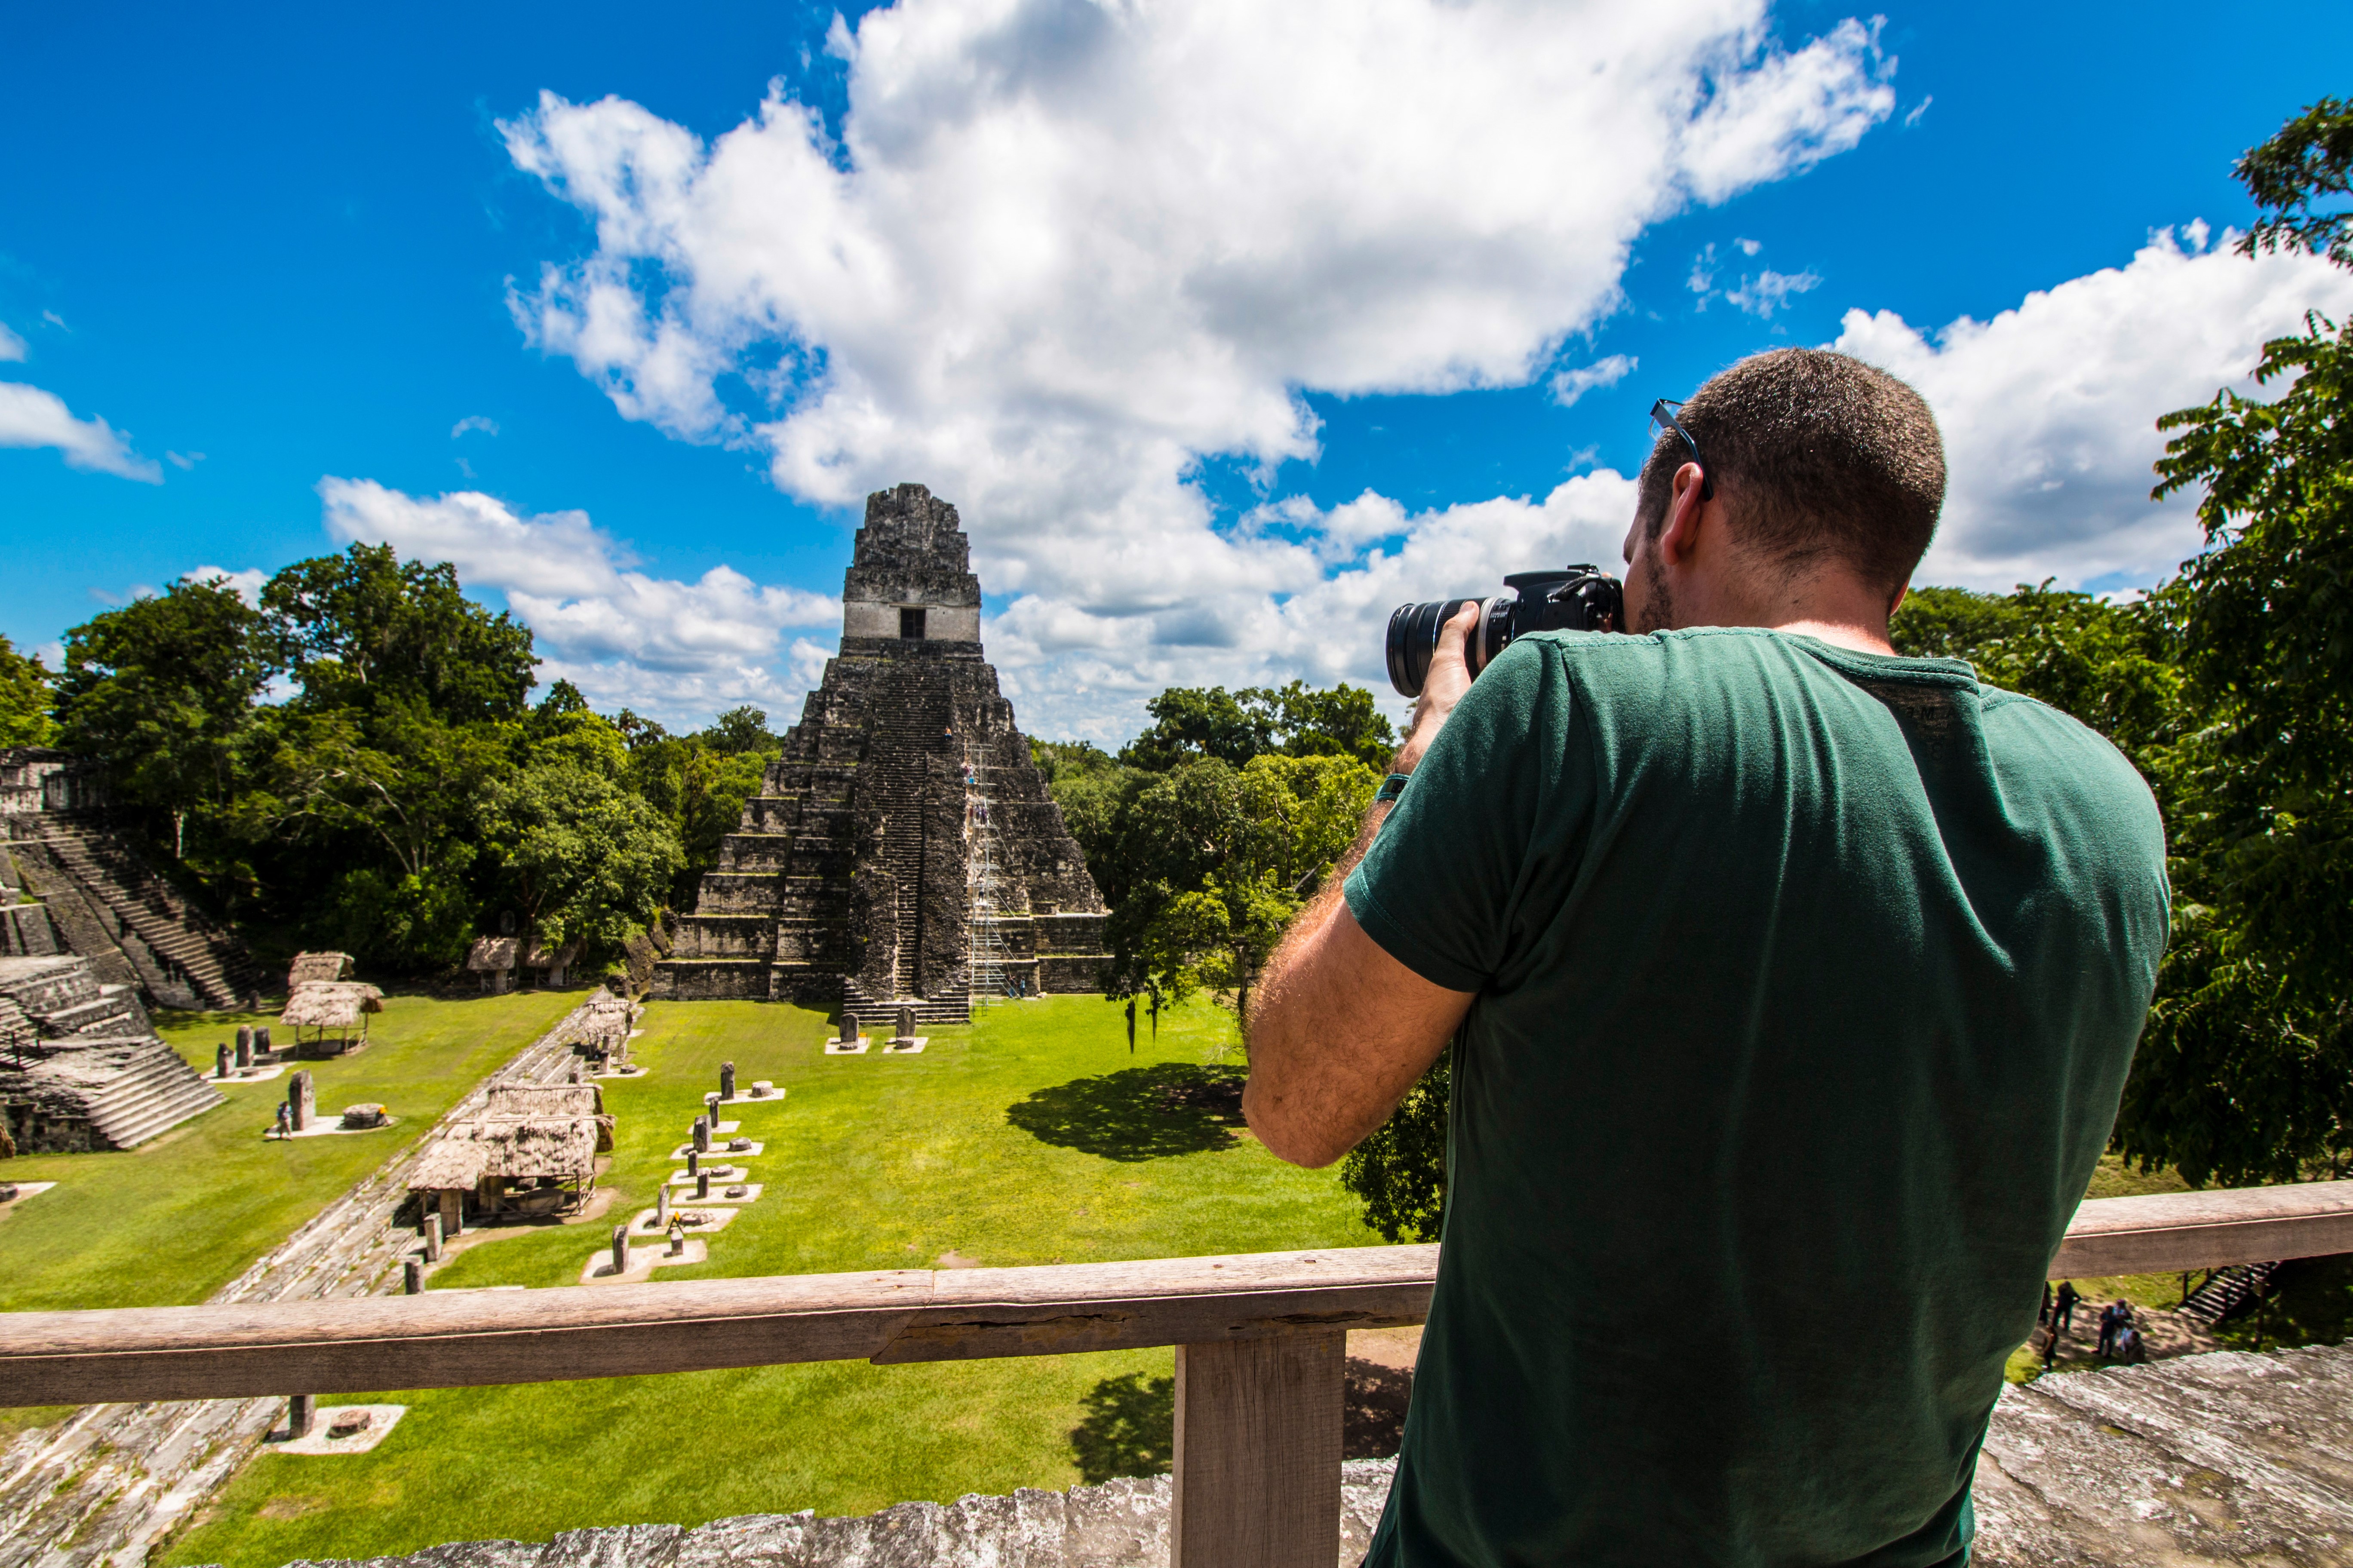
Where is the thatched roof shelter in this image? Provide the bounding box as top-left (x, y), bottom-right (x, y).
top-left (286, 951), bottom-right (354, 988)
top-left (525, 938), bottom-right (582, 970)
top-left (280, 980), bottom-right (384, 1058)
top-left (483, 1083), bottom-right (613, 1150)
top-left (484, 1081), bottom-right (604, 1118)
top-left (466, 937), bottom-right (520, 973)
top-left (405, 1116), bottom-right (602, 1193)
top-left (280, 982), bottom-right (384, 1029)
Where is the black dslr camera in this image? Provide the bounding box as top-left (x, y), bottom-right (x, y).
top-left (1385, 565), bottom-right (1623, 697)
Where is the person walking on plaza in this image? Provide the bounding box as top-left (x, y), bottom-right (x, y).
top-left (2054, 1280), bottom-right (2082, 1335)
top-left (1246, 350), bottom-right (2169, 1567)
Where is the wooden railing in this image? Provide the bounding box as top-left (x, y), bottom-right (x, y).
top-left (3, 1182), bottom-right (2350, 1567)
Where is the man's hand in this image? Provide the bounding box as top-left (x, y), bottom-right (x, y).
top-left (1244, 600), bottom-right (1480, 1169)
top-left (1393, 601), bottom-right (1481, 773)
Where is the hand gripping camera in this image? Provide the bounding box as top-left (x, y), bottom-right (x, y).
top-left (1384, 565), bottom-right (1624, 698)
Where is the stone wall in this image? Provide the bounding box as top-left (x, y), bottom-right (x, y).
top-left (276, 1344), bottom-right (2353, 1568)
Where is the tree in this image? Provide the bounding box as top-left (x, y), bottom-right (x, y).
top-left (53, 578), bottom-right (277, 861)
top-left (1094, 753), bottom-right (1377, 1021)
top-left (2111, 97), bottom-right (2353, 1185)
top-left (264, 543), bottom-right (537, 722)
top-left (695, 705), bottom-right (780, 754)
top-left (1340, 1049), bottom-right (1450, 1242)
top-left (240, 700), bottom-right (508, 967)
top-left (0, 634), bottom-right (55, 748)
top-left (1117, 681), bottom-right (1396, 772)
top-left (479, 755), bottom-right (684, 955)
top-left (2234, 96), bottom-right (2353, 269)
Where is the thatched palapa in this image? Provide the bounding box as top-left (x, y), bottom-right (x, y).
top-left (467, 935), bottom-right (520, 994)
top-left (523, 938), bottom-right (583, 988)
top-left (482, 1082), bottom-right (614, 1149)
top-left (286, 951), bottom-right (354, 989)
top-left (279, 981), bottom-right (384, 1059)
top-left (406, 1117), bottom-right (600, 1189)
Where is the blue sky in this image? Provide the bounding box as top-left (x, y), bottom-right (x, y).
top-left (6, 0), bottom-right (2352, 740)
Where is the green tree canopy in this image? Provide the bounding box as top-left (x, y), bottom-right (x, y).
top-left (1086, 752), bottom-right (1377, 1019)
top-left (54, 577), bottom-right (278, 860)
top-left (2108, 99), bottom-right (2353, 1184)
top-left (479, 754), bottom-right (684, 954)
top-left (0, 634), bottom-right (55, 748)
top-left (264, 543), bottom-right (537, 721)
top-left (694, 705), bottom-right (780, 754)
top-left (1117, 681), bottom-right (1396, 772)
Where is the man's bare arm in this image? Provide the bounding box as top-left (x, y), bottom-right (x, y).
top-left (1245, 604), bottom-right (1481, 1169)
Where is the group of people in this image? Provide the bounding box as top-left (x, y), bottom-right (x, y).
top-left (2041, 1281), bottom-right (2146, 1366)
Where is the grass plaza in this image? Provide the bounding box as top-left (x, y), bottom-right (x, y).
top-left (133, 991), bottom-right (1375, 1568)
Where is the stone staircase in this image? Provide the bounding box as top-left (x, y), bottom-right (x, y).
top-left (20, 820), bottom-right (264, 1010)
top-left (2180, 1261), bottom-right (2281, 1324)
top-left (839, 977), bottom-right (971, 1029)
top-left (0, 956), bottom-right (222, 1151)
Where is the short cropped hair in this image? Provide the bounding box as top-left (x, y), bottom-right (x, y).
top-left (1636, 350), bottom-right (1946, 598)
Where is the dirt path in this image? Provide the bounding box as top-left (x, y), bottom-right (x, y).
top-left (0, 995), bottom-right (611, 1568)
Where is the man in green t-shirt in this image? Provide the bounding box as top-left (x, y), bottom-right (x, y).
top-left (1247, 349), bottom-right (2169, 1566)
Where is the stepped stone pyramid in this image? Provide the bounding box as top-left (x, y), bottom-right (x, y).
top-left (0, 954), bottom-right (223, 1152)
top-left (654, 485), bottom-right (1109, 1021)
top-left (1, 748), bottom-right (266, 1010)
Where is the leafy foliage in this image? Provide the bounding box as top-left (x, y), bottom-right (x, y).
top-left (55, 577), bottom-right (277, 862)
top-left (264, 543), bottom-right (536, 722)
top-left (1116, 681), bottom-right (1395, 771)
top-left (1339, 1048), bottom-right (1450, 1243)
top-left (2233, 97), bottom-right (2353, 269)
top-left (0, 634), bottom-right (56, 748)
top-left (2103, 99), bottom-right (2353, 1186)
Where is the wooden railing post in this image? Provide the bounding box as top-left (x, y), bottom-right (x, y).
top-left (1172, 1329), bottom-right (1345, 1568)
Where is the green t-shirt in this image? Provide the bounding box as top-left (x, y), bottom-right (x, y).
top-left (1346, 628), bottom-right (2168, 1568)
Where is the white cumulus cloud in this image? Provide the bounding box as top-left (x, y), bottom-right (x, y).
top-left (317, 478), bottom-right (841, 725)
top-left (497, 0), bottom-right (1896, 733)
top-left (184, 566), bottom-right (267, 605)
top-left (0, 382), bottom-right (161, 482)
top-left (1835, 224), bottom-right (2353, 592)
top-left (1551, 354), bottom-right (1640, 408)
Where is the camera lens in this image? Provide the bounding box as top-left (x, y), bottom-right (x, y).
top-left (1385, 598), bottom-right (1476, 698)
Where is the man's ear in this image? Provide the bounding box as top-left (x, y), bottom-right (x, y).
top-left (1656, 462), bottom-right (1708, 567)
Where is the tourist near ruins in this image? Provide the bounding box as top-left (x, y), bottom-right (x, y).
top-left (0, 476), bottom-right (2344, 1563)
top-left (6, 29), bottom-right (2353, 1568)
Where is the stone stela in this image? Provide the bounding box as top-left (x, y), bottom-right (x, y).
top-left (654, 485), bottom-right (1111, 1023)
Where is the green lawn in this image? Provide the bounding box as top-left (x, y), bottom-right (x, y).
top-left (0, 990), bottom-right (580, 1316)
top-left (161, 994), bottom-right (1376, 1568)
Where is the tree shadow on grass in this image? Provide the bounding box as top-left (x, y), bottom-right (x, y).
top-left (1069, 1357), bottom-right (1411, 1484)
top-left (1007, 1064), bottom-right (1247, 1161)
top-left (1072, 1372), bottom-right (1174, 1483)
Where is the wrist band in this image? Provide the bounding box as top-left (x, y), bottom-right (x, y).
top-left (1374, 772), bottom-right (1412, 804)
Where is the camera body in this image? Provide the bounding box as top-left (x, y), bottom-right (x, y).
top-left (1385, 565), bottom-right (1623, 697)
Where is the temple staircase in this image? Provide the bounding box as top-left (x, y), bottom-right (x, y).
top-left (20, 819), bottom-right (263, 1009)
top-left (0, 954), bottom-right (222, 1150)
top-left (849, 678), bottom-right (973, 1026)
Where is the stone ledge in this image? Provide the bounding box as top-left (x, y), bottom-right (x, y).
top-left (262, 1345), bottom-right (2353, 1568)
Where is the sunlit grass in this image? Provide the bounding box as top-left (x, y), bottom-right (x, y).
top-left (160, 994), bottom-right (1378, 1568)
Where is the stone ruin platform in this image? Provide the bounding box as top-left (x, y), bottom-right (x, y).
top-left (275, 1343), bottom-right (2353, 1567)
top-left (0, 953), bottom-right (223, 1152)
